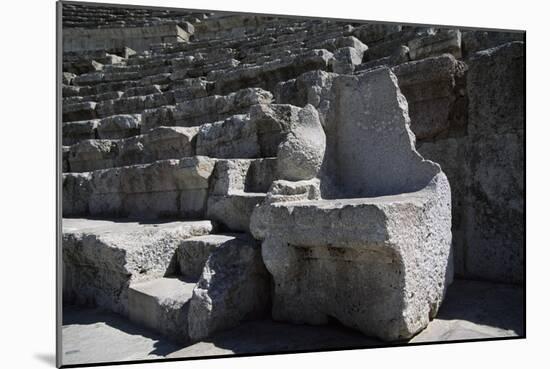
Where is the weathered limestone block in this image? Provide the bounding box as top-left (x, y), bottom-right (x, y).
top-left (207, 158), bottom-right (277, 231)
top-left (176, 234), bottom-right (236, 279)
top-left (63, 218), bottom-right (213, 316)
top-left (63, 101), bottom-right (98, 122)
top-left (274, 70), bottom-right (338, 127)
top-left (188, 234), bottom-right (270, 340)
top-left (331, 47), bottom-right (363, 74)
top-left (62, 146), bottom-right (70, 172)
top-left (209, 49), bottom-right (334, 95)
top-left (128, 277), bottom-right (194, 342)
top-left (142, 88), bottom-right (273, 131)
top-left (355, 45), bottom-right (410, 72)
top-left (251, 68), bottom-right (453, 341)
top-left (68, 139), bottom-right (118, 172)
top-left (89, 156), bottom-right (216, 218)
top-left (116, 126), bottom-right (198, 167)
top-left (63, 72), bottom-right (77, 85)
top-left (408, 29), bottom-right (462, 60)
top-left (464, 41), bottom-right (525, 283)
top-left (62, 173), bottom-right (93, 216)
top-left (62, 119), bottom-right (98, 146)
top-left (95, 92), bottom-right (174, 118)
top-left (466, 42), bottom-right (525, 137)
top-left (392, 54), bottom-right (467, 140)
top-left (96, 114), bottom-right (141, 139)
top-left (275, 104), bottom-right (325, 181)
top-left (196, 115), bottom-right (258, 158)
top-left (364, 28), bottom-right (434, 61)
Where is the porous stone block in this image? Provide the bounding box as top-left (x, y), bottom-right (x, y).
top-left (63, 218), bottom-right (213, 316)
top-left (68, 139), bottom-right (118, 173)
top-left (128, 277), bottom-right (195, 342)
top-left (62, 119), bottom-right (98, 146)
top-left (176, 234), bottom-right (237, 279)
top-left (188, 234), bottom-right (270, 340)
top-left (196, 115), bottom-right (259, 159)
top-left (62, 173), bottom-right (93, 216)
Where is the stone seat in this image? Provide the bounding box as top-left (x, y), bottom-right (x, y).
top-left (62, 218), bottom-right (214, 316)
top-left (250, 67), bottom-right (453, 341)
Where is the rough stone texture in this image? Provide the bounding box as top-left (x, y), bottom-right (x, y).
top-left (392, 54), bottom-right (467, 140)
top-left (207, 158), bottom-right (277, 232)
top-left (176, 234), bottom-right (237, 279)
top-left (188, 234), bottom-right (270, 340)
top-left (462, 42), bottom-right (525, 283)
top-left (62, 218), bottom-right (213, 316)
top-left (142, 88), bottom-right (273, 131)
top-left (61, 5), bottom-right (525, 351)
top-left (275, 104), bottom-right (326, 181)
top-left (89, 156), bottom-right (216, 218)
top-left (408, 29), bottom-right (462, 60)
top-left (251, 68), bottom-right (453, 341)
top-left (128, 277), bottom-right (195, 342)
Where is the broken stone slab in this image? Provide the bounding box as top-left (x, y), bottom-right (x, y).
top-left (142, 88), bottom-right (273, 131)
top-left (209, 49), bottom-right (334, 95)
top-left (128, 277), bottom-right (195, 342)
top-left (408, 29), bottom-right (462, 60)
top-left (331, 47), bottom-right (364, 74)
top-left (207, 193), bottom-right (266, 232)
top-left (251, 67), bottom-right (453, 341)
top-left (275, 104), bottom-right (326, 181)
top-left (188, 234), bottom-right (270, 340)
top-left (63, 218), bottom-right (213, 316)
top-left (392, 54), bottom-right (467, 140)
top-left (352, 23), bottom-right (403, 45)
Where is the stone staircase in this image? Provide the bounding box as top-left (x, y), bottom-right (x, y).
top-left (62, 3), bottom-right (525, 343)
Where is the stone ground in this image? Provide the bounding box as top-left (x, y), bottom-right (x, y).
top-left (61, 279), bottom-right (524, 366)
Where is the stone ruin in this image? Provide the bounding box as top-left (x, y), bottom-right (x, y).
top-left (61, 2), bottom-right (525, 344)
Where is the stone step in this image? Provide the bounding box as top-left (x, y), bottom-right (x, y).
top-left (62, 156), bottom-right (216, 218)
top-left (62, 114), bottom-right (141, 146)
top-left (62, 217), bottom-right (214, 316)
top-left (142, 87), bottom-right (273, 131)
top-left (209, 49), bottom-right (334, 95)
top-left (128, 277), bottom-right (195, 342)
top-left (66, 126), bottom-right (198, 172)
top-left (176, 233), bottom-right (243, 279)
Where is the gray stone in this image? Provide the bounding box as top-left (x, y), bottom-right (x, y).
top-left (128, 277), bottom-right (195, 342)
top-left (68, 139), bottom-right (118, 173)
top-left (88, 156), bottom-right (216, 218)
top-left (176, 234), bottom-right (237, 279)
top-left (62, 173), bottom-right (93, 216)
top-left (408, 29), bottom-right (462, 60)
top-left (275, 104), bottom-right (326, 181)
top-left (251, 68), bottom-right (453, 341)
top-left (188, 234), bottom-right (270, 340)
top-left (96, 114), bottom-right (141, 139)
top-left (196, 115), bottom-right (259, 158)
top-left (142, 88), bottom-right (273, 131)
top-left (63, 119), bottom-right (99, 146)
top-left (63, 101), bottom-right (98, 122)
top-left (462, 30), bottom-right (525, 56)
top-left (331, 47), bottom-right (364, 74)
top-left (63, 218), bottom-right (213, 316)
top-left (393, 54), bottom-right (467, 140)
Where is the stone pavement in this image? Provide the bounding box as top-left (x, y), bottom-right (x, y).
top-left (61, 279), bottom-right (524, 366)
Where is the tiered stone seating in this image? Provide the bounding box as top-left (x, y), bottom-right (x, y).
top-left (62, 3), bottom-right (525, 344)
